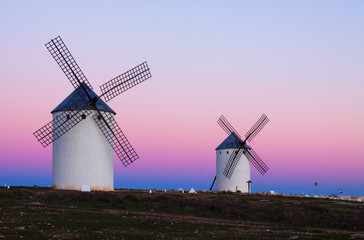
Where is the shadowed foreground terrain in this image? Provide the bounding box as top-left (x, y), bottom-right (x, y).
top-left (0, 187), bottom-right (364, 239)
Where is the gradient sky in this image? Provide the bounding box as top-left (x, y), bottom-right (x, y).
top-left (0, 1), bottom-right (363, 196)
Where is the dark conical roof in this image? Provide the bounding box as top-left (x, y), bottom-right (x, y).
top-left (51, 82), bottom-right (116, 114)
top-left (216, 133), bottom-right (243, 150)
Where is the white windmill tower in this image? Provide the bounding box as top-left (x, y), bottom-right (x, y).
top-left (210, 114), bottom-right (270, 192)
top-left (33, 36), bottom-right (152, 191)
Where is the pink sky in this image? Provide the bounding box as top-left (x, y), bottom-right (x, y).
top-left (0, 1), bottom-right (363, 196)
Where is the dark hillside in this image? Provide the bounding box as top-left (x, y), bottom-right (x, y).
top-left (0, 187), bottom-right (363, 239)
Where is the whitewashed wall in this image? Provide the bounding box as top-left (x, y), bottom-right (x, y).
top-left (52, 110), bottom-right (114, 191)
top-left (216, 148), bottom-right (250, 192)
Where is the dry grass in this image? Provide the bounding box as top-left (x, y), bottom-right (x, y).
top-left (0, 187), bottom-right (363, 239)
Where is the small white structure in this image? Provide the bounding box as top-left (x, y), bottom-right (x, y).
top-left (81, 185), bottom-right (91, 192)
top-left (215, 134), bottom-right (250, 192)
top-left (188, 188), bottom-right (197, 194)
top-left (52, 83), bottom-right (115, 191)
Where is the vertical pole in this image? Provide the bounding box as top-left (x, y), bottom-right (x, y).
top-left (314, 182), bottom-right (318, 196)
top-left (246, 180), bottom-right (252, 193)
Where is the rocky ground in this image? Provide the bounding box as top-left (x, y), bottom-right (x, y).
top-left (0, 187), bottom-right (364, 239)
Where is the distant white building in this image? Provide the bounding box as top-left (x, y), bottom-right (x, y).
top-left (189, 188), bottom-right (197, 194)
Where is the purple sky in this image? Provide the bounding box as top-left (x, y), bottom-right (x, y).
top-left (0, 1), bottom-right (363, 196)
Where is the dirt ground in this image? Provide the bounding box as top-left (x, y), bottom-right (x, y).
top-left (0, 187), bottom-right (363, 239)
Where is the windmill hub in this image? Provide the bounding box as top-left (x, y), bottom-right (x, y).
top-left (90, 96), bottom-right (99, 106)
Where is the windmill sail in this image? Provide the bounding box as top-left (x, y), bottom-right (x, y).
top-left (244, 148), bottom-right (269, 175)
top-left (33, 106), bottom-right (92, 147)
top-left (223, 148), bottom-right (245, 179)
top-left (93, 112), bottom-right (139, 166)
top-left (100, 62), bottom-right (152, 102)
top-left (244, 113), bottom-right (269, 142)
top-left (45, 36), bottom-right (93, 97)
top-left (217, 115), bottom-right (242, 139)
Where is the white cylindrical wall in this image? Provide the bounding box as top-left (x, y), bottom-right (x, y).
top-left (52, 110), bottom-right (114, 191)
top-left (216, 149), bottom-right (250, 192)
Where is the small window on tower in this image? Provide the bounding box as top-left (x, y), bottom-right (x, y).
top-left (220, 151), bottom-right (221, 155)
top-left (81, 114), bottom-right (86, 119)
top-left (66, 114), bottom-right (70, 120)
top-left (227, 151), bottom-right (229, 154)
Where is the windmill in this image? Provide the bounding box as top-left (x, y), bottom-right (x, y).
top-left (33, 36), bottom-right (151, 191)
top-left (210, 114), bottom-right (269, 192)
